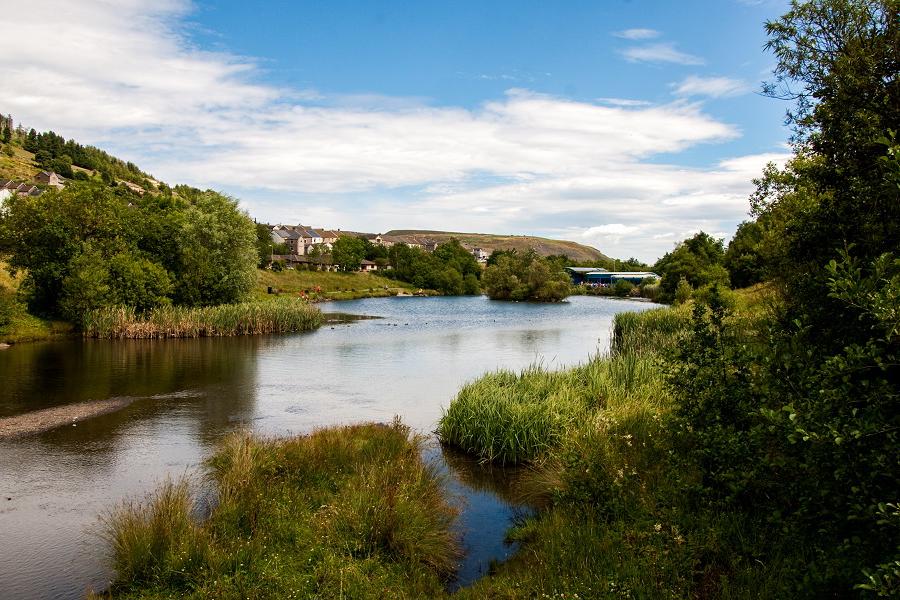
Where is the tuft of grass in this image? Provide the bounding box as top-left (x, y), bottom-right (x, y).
top-left (438, 366), bottom-right (589, 465)
top-left (101, 421), bottom-right (459, 599)
top-left (611, 303), bottom-right (692, 356)
top-left (82, 299), bottom-right (323, 339)
top-left (102, 478), bottom-right (212, 589)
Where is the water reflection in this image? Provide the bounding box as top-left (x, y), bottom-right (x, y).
top-left (434, 444), bottom-right (533, 590)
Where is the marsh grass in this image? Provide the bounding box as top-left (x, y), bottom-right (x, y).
top-left (437, 305), bottom-right (688, 465)
top-left (100, 421), bottom-right (460, 599)
top-left (82, 298), bottom-right (323, 339)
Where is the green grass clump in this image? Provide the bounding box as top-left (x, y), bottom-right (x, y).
top-left (82, 298), bottom-right (323, 339)
top-left (439, 366), bottom-right (589, 464)
top-left (437, 307), bottom-right (680, 465)
top-left (611, 303), bottom-right (692, 356)
top-left (100, 421), bottom-right (459, 599)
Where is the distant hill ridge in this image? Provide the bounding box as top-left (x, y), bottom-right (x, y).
top-left (380, 230), bottom-right (609, 263)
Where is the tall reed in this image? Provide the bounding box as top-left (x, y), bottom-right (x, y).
top-left (82, 298), bottom-right (323, 339)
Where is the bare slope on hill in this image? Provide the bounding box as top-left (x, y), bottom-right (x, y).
top-left (382, 230), bottom-right (609, 263)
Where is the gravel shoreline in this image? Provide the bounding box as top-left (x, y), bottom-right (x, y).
top-left (0, 398), bottom-right (135, 439)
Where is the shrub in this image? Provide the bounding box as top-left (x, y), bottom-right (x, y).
top-left (674, 277), bottom-right (692, 305)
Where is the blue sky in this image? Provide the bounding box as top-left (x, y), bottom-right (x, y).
top-left (2, 0), bottom-right (793, 262)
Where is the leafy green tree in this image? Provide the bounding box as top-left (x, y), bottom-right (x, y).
top-left (724, 220), bottom-right (767, 288)
top-left (482, 250), bottom-right (571, 301)
top-left (674, 277), bottom-right (692, 304)
top-left (613, 279), bottom-right (634, 297)
top-left (432, 239), bottom-right (480, 279)
top-left (332, 236), bottom-right (367, 272)
top-left (255, 223), bottom-right (274, 268)
top-left (1, 184), bottom-right (131, 316)
top-left (654, 232), bottom-right (727, 300)
top-left (174, 191), bottom-right (257, 306)
top-left (0, 286), bottom-right (16, 330)
top-left (1, 182), bottom-right (257, 320)
top-left (386, 240), bottom-right (483, 295)
top-left (664, 2), bottom-right (900, 593)
top-left (106, 253), bottom-right (172, 312)
top-left (1, 124), bottom-right (10, 144)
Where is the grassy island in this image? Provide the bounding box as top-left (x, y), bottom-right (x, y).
top-left (82, 299), bottom-right (323, 339)
top-left (98, 422), bottom-right (459, 599)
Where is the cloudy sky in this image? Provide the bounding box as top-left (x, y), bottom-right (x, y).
top-left (1, 0), bottom-right (793, 262)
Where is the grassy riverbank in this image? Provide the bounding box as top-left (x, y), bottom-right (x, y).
top-left (97, 422), bottom-right (458, 599)
top-left (440, 293), bottom-right (811, 599)
top-left (256, 269), bottom-right (421, 301)
top-left (83, 299), bottom-right (323, 339)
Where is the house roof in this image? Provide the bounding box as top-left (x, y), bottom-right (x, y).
top-left (585, 271), bottom-right (660, 279)
top-left (565, 267), bottom-right (608, 274)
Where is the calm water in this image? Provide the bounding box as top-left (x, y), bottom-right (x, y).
top-left (0, 295), bottom-right (658, 599)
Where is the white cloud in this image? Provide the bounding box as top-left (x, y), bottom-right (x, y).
top-left (0, 0), bottom-right (784, 262)
top-left (673, 75), bottom-right (751, 98)
top-left (620, 43), bottom-right (705, 66)
top-left (612, 28), bottom-right (661, 40)
top-left (597, 97), bottom-right (653, 107)
top-left (583, 224), bottom-right (639, 236)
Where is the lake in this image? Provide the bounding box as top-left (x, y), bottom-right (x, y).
top-left (0, 295), bottom-right (659, 599)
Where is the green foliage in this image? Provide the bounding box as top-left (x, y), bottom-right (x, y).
top-left (254, 222), bottom-right (274, 268)
top-left (386, 238), bottom-right (481, 295)
top-left (331, 235), bottom-right (368, 272)
top-left (173, 190), bottom-right (257, 306)
top-left (481, 249), bottom-right (571, 301)
top-left (654, 232), bottom-right (728, 300)
top-left (724, 220), bottom-right (767, 288)
top-left (0, 285), bottom-right (14, 329)
top-left (0, 182), bottom-right (258, 323)
top-left (103, 422), bottom-right (458, 598)
top-left (674, 277), bottom-right (692, 305)
top-left (613, 279), bottom-right (634, 297)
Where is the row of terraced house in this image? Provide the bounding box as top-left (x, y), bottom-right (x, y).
top-left (0, 171), bottom-right (65, 200)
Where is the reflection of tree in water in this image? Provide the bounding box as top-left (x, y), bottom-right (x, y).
top-left (0, 336), bottom-right (274, 461)
top-left (438, 443), bottom-right (531, 507)
top-left (0, 337), bottom-right (266, 419)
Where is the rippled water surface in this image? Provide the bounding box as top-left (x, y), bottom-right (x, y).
top-left (0, 295), bottom-right (658, 599)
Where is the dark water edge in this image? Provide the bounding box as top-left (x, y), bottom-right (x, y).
top-left (432, 443), bottom-right (533, 591)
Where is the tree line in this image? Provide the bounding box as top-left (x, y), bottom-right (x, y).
top-left (0, 182), bottom-right (258, 325)
top-left (654, 1), bottom-right (899, 594)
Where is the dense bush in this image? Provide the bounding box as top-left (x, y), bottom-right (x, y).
top-left (653, 232), bottom-right (728, 300)
top-left (481, 249), bottom-right (571, 301)
top-left (0, 182), bottom-right (258, 324)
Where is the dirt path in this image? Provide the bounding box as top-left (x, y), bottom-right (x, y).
top-left (0, 398), bottom-right (135, 439)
